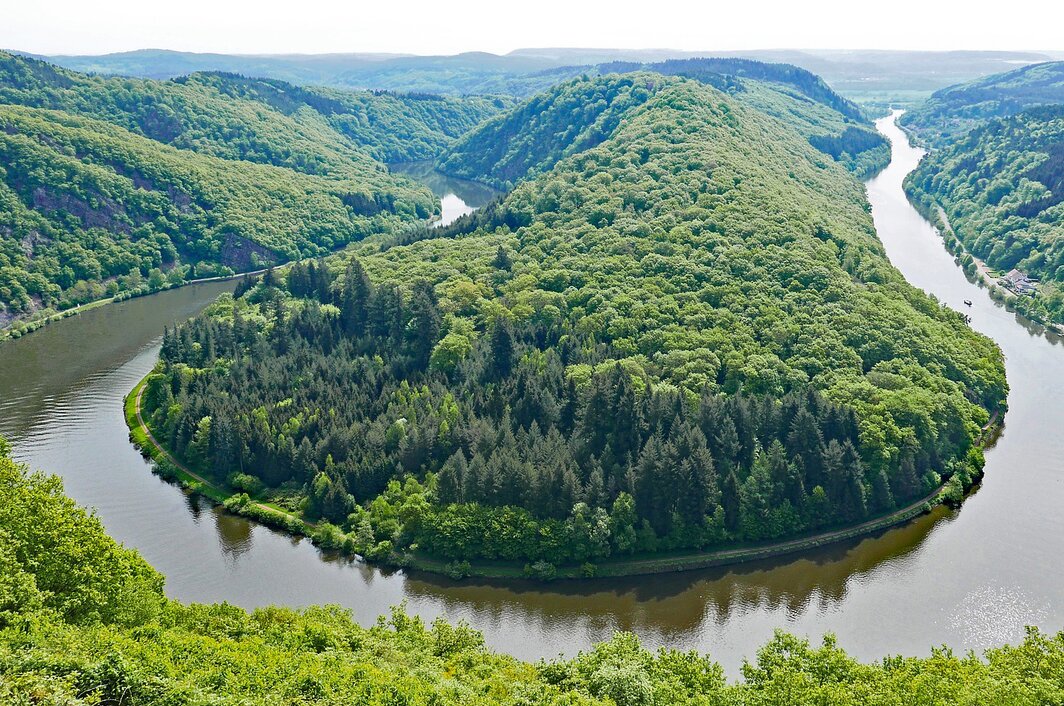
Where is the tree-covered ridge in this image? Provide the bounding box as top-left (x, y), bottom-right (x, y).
top-left (176, 71), bottom-right (510, 163)
top-left (141, 76), bottom-right (1005, 571)
top-left (0, 51), bottom-right (508, 168)
top-left (728, 80), bottom-right (888, 179)
top-left (0, 52), bottom-right (511, 327)
top-left (439, 70), bottom-right (887, 189)
top-left (601, 57), bottom-right (867, 121)
top-left (437, 74), bottom-right (665, 190)
top-left (901, 61), bottom-right (1064, 147)
top-left (2, 442), bottom-right (1063, 705)
top-left (0, 103), bottom-right (433, 324)
top-left (906, 106), bottom-right (1064, 324)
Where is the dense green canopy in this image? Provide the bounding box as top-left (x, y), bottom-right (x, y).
top-left (0, 103), bottom-right (432, 323)
top-left (0, 52), bottom-right (507, 327)
top-left (906, 106), bottom-right (1064, 324)
top-left (141, 74), bottom-right (1005, 571)
top-left (439, 68), bottom-right (888, 189)
top-left (0, 52), bottom-right (506, 166)
top-left (901, 61), bottom-right (1064, 147)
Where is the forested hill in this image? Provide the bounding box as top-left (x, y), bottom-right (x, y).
top-left (600, 57), bottom-right (865, 121)
top-left (0, 103), bottom-right (432, 325)
top-left (436, 74), bottom-right (664, 190)
top-left (143, 74), bottom-right (1005, 573)
top-left (439, 67), bottom-right (888, 189)
top-left (4, 443), bottom-right (1061, 704)
top-left (173, 72), bottom-right (509, 163)
top-left (901, 61), bottom-right (1064, 147)
top-left (0, 53), bottom-right (505, 330)
top-left (905, 106), bottom-right (1064, 325)
top-left (0, 52), bottom-right (507, 166)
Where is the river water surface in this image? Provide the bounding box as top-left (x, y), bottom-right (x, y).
top-left (1, 118), bottom-right (1061, 674)
top-left (390, 161), bottom-right (499, 227)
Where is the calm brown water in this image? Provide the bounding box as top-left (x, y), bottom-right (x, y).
top-left (1, 114), bottom-right (1061, 674)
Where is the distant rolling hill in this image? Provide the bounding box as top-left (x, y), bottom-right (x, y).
top-left (901, 61), bottom-right (1064, 147)
top-left (33, 47), bottom-right (1053, 101)
top-left (438, 58), bottom-right (891, 190)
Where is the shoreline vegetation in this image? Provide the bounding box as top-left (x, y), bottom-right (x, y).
top-left (111, 84), bottom-right (1007, 584)
top-left (0, 52), bottom-right (516, 333)
top-left (902, 94), bottom-right (1064, 333)
top-left (897, 116), bottom-right (1062, 335)
top-left (4, 439), bottom-right (1063, 703)
top-left (906, 194), bottom-right (1064, 337)
top-left (0, 269), bottom-right (265, 343)
top-left (126, 372), bottom-right (1001, 581)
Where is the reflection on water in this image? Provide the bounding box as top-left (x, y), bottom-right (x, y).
top-left (215, 509), bottom-right (254, 559)
top-left (390, 160), bottom-right (500, 227)
top-left (1, 115), bottom-right (1061, 675)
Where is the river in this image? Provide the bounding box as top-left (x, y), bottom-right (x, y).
top-left (1, 122), bottom-right (1061, 674)
top-left (390, 161), bottom-right (499, 227)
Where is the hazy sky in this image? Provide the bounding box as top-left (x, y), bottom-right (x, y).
top-left (5, 0), bottom-right (1062, 56)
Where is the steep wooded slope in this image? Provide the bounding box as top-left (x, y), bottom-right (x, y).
top-left (906, 105), bottom-right (1064, 324)
top-left (0, 52), bottom-right (508, 328)
top-left (0, 52), bottom-right (506, 166)
top-left (901, 61), bottom-right (1064, 147)
top-left (0, 104), bottom-right (433, 322)
top-left (439, 66), bottom-right (887, 189)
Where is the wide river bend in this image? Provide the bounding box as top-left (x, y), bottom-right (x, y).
top-left (1, 122), bottom-right (1061, 674)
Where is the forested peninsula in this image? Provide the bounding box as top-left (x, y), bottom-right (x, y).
top-left (133, 73), bottom-right (1006, 578)
top-left (2, 442), bottom-right (1061, 704)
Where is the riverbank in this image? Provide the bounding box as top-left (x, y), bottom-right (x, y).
top-left (895, 118), bottom-right (1064, 337)
top-left (0, 269), bottom-right (266, 344)
top-left (127, 369), bottom-right (1000, 581)
top-left (905, 194), bottom-right (1064, 336)
top-left (125, 376), bottom-right (313, 535)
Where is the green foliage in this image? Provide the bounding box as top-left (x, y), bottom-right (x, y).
top-left (438, 68), bottom-right (888, 189)
top-left (0, 442), bottom-right (163, 627)
top-left (906, 105), bottom-right (1064, 324)
top-left (901, 61), bottom-right (1064, 147)
top-left (2, 445), bottom-right (1063, 704)
top-left (0, 52), bottom-right (505, 167)
top-left (0, 51), bottom-right (506, 326)
top-left (625, 57), bottom-right (867, 121)
top-left (174, 71), bottom-right (507, 163)
top-left (438, 74), bottom-right (665, 189)
top-left (142, 73), bottom-right (1005, 569)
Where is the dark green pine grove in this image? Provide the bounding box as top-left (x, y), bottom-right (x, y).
top-left (0, 52), bottom-right (507, 328)
top-left (148, 273), bottom-right (879, 565)
top-left (3, 441), bottom-right (1063, 704)
top-left (140, 73), bottom-right (1006, 572)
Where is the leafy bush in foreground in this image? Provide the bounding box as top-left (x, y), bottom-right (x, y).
top-left (1, 442), bottom-right (1061, 704)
